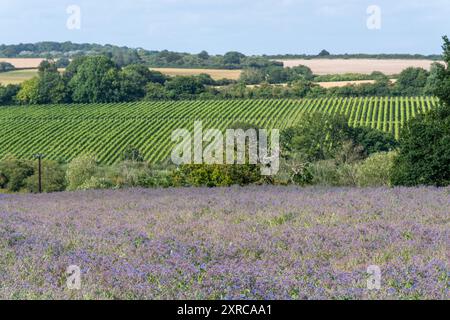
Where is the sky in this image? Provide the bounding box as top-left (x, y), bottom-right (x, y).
top-left (0, 0), bottom-right (449, 55)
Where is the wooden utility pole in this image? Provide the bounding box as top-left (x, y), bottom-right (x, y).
top-left (33, 154), bottom-right (45, 193)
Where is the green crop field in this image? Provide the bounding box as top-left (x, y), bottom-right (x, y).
top-left (0, 97), bottom-right (438, 164)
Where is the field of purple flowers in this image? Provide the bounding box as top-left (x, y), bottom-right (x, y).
top-left (0, 187), bottom-right (448, 300)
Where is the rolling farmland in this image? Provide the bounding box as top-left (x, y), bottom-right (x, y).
top-left (0, 97), bottom-right (438, 164)
top-left (277, 59), bottom-right (443, 75)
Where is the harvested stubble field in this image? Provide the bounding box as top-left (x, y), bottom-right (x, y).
top-left (0, 58), bottom-right (44, 69)
top-left (278, 59), bottom-right (442, 75)
top-left (0, 187), bottom-right (448, 299)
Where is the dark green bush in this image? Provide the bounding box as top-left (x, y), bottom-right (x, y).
top-left (392, 36), bottom-right (450, 187)
top-left (26, 160), bottom-right (66, 193)
top-left (0, 155), bottom-right (34, 192)
top-left (391, 105), bottom-right (450, 186)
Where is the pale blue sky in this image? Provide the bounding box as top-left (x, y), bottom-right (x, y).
top-left (0, 0), bottom-right (449, 55)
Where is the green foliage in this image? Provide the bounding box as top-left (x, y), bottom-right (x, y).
top-left (66, 154), bottom-right (99, 191)
top-left (0, 154), bottom-right (34, 192)
top-left (318, 49), bottom-right (331, 57)
top-left (69, 56), bottom-right (121, 103)
top-left (433, 36), bottom-right (450, 105)
top-left (16, 77), bottom-right (40, 104)
top-left (394, 67), bottom-right (429, 96)
top-left (351, 126), bottom-right (398, 155)
top-left (281, 112), bottom-right (353, 162)
top-left (0, 62), bottom-right (15, 72)
top-left (392, 36), bottom-right (450, 187)
top-left (145, 82), bottom-right (169, 100)
top-left (55, 58), bottom-right (70, 68)
top-left (239, 68), bottom-right (265, 85)
top-left (173, 164), bottom-right (261, 187)
top-left (122, 145), bottom-right (144, 162)
top-left (78, 176), bottom-right (114, 191)
top-left (309, 160), bottom-right (357, 187)
top-left (239, 65), bottom-right (314, 85)
top-left (119, 64), bottom-right (159, 101)
top-left (15, 61), bottom-right (67, 104)
top-left (276, 154), bottom-right (313, 186)
top-left (0, 42), bottom-right (142, 66)
top-left (223, 51), bottom-right (246, 66)
top-left (391, 105), bottom-right (450, 186)
top-left (165, 76), bottom-right (206, 99)
top-left (25, 160), bottom-right (66, 193)
top-left (314, 72), bottom-right (384, 82)
top-left (0, 84), bottom-right (20, 105)
top-left (106, 161), bottom-right (171, 188)
top-left (356, 152), bottom-right (397, 187)
top-left (424, 62), bottom-right (445, 95)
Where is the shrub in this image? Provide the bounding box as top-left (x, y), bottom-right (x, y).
top-left (282, 113), bottom-right (398, 165)
top-left (172, 164), bottom-right (261, 187)
top-left (281, 112), bottom-right (352, 162)
top-left (121, 146), bottom-right (144, 162)
top-left (276, 154), bottom-right (313, 186)
top-left (78, 176), bottom-right (114, 191)
top-left (106, 161), bottom-right (172, 188)
top-left (350, 127), bottom-right (398, 155)
top-left (309, 160), bottom-right (357, 187)
top-left (66, 154), bottom-right (99, 191)
top-left (25, 160), bottom-right (66, 193)
top-left (356, 152), bottom-right (397, 187)
top-left (0, 155), bottom-right (34, 192)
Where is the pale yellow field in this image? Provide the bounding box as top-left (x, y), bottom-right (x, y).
top-left (0, 58), bottom-right (45, 69)
top-left (151, 68), bottom-right (242, 80)
top-left (277, 59), bottom-right (442, 75)
top-left (0, 69), bottom-right (66, 85)
top-left (244, 79), bottom-right (397, 89)
top-left (0, 69), bottom-right (38, 85)
top-left (317, 79), bottom-right (397, 88)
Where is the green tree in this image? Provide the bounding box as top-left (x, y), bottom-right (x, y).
top-left (392, 36), bottom-right (450, 187)
top-left (145, 82), bottom-right (169, 100)
top-left (68, 56), bottom-right (121, 103)
top-left (394, 67), bottom-right (429, 95)
top-left (16, 61), bottom-right (67, 104)
top-left (424, 62), bottom-right (445, 95)
top-left (0, 155), bottom-right (34, 192)
top-left (66, 154), bottom-right (99, 191)
top-left (281, 112), bottom-right (353, 162)
top-left (0, 62), bottom-right (15, 72)
top-left (165, 76), bottom-right (205, 99)
top-left (0, 84), bottom-right (20, 105)
top-left (288, 65), bottom-right (314, 81)
top-left (36, 60), bottom-right (68, 103)
top-left (223, 51), bottom-right (246, 65)
top-left (239, 68), bottom-right (265, 84)
top-left (16, 77), bottom-right (40, 104)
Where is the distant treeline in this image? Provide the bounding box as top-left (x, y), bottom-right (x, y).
top-left (0, 42), bottom-right (442, 71)
top-left (0, 42), bottom-right (142, 67)
top-left (265, 53), bottom-right (443, 60)
top-left (0, 42), bottom-right (281, 70)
